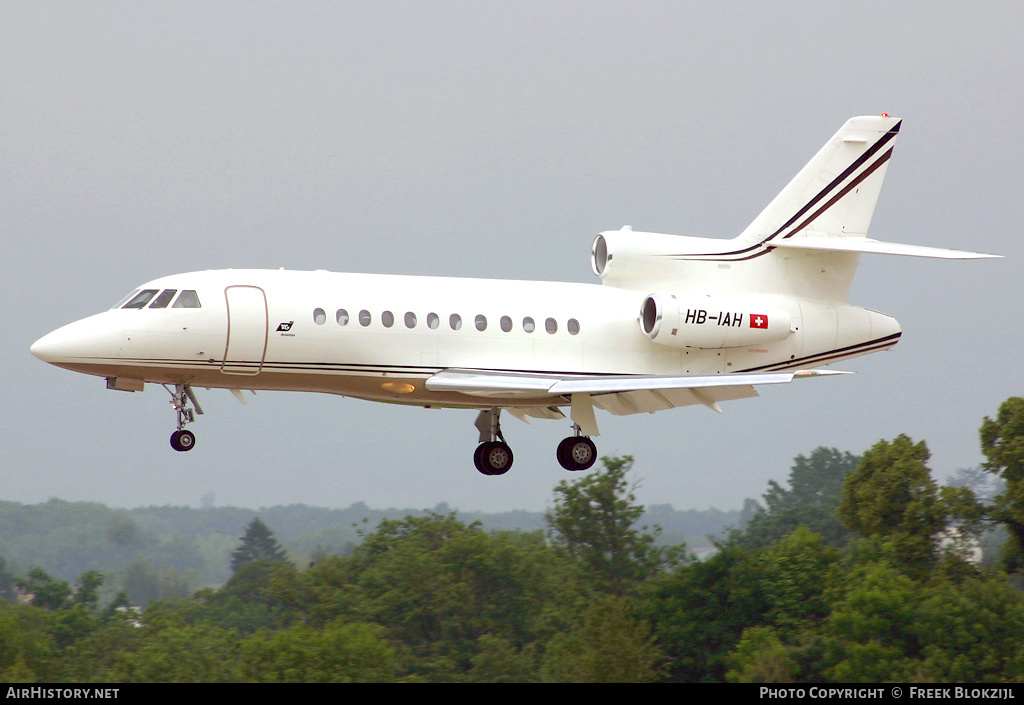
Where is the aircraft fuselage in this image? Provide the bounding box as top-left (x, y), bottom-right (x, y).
top-left (32, 267), bottom-right (901, 410)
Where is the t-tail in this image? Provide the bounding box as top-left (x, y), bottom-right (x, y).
top-left (591, 115), bottom-right (999, 301)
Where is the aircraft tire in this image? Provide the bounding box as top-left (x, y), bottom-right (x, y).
top-left (474, 441), bottom-right (512, 476)
top-left (170, 429), bottom-right (196, 452)
top-left (473, 443), bottom-right (490, 474)
top-left (557, 436), bottom-right (597, 471)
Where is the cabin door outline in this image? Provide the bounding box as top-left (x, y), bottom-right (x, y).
top-left (222, 285), bottom-right (268, 375)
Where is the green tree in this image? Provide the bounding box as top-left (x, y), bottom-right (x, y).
top-left (542, 594), bottom-right (663, 682)
top-left (301, 513), bottom-right (578, 680)
top-left (230, 518), bottom-right (288, 574)
top-left (741, 448), bottom-right (859, 548)
top-left (72, 571), bottom-right (103, 611)
top-left (0, 602), bottom-right (55, 682)
top-left (640, 541), bottom-right (768, 682)
top-left (821, 560), bottom-right (920, 682)
top-left (16, 568), bottom-right (72, 611)
top-left (839, 435), bottom-right (982, 576)
top-left (97, 620), bottom-right (245, 682)
top-left (759, 526), bottom-right (840, 635)
top-left (546, 456), bottom-right (686, 595)
top-left (727, 626), bottom-right (797, 683)
top-left (0, 555), bottom-right (16, 604)
top-left (980, 396), bottom-right (1024, 570)
top-left (910, 573), bottom-right (1024, 682)
top-left (239, 620), bottom-right (398, 682)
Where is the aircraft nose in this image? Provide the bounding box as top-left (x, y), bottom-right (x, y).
top-left (31, 314), bottom-right (123, 365)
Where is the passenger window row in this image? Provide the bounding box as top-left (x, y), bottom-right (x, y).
top-left (314, 308), bottom-right (580, 335)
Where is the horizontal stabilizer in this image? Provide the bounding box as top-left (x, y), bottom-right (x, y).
top-left (770, 235), bottom-right (1001, 259)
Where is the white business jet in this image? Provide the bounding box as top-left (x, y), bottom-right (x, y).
top-left (31, 116), bottom-right (998, 476)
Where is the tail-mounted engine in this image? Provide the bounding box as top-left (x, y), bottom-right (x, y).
top-left (592, 228), bottom-right (699, 286)
top-left (639, 293), bottom-right (792, 349)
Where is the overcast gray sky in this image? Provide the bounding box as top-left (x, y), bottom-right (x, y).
top-left (3, 1), bottom-right (1021, 514)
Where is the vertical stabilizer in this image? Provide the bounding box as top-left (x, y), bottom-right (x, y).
top-left (738, 115), bottom-right (901, 247)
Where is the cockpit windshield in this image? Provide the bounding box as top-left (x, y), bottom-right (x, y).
top-left (121, 289), bottom-right (160, 309)
top-left (149, 289), bottom-right (177, 309)
top-left (111, 290), bottom-right (140, 309)
top-left (115, 288), bottom-right (202, 310)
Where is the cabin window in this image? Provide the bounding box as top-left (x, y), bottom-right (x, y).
top-left (568, 318), bottom-right (580, 335)
top-left (545, 317), bottom-right (557, 334)
top-left (449, 314), bottom-right (462, 331)
top-left (405, 312), bottom-right (417, 328)
top-left (427, 312), bottom-right (440, 329)
top-left (359, 310), bottom-right (372, 326)
top-left (313, 308), bottom-right (326, 325)
top-left (500, 316), bottom-right (513, 332)
top-left (122, 290), bottom-right (159, 309)
top-left (382, 311), bottom-right (395, 328)
top-left (337, 309), bottom-right (349, 326)
top-left (172, 290), bottom-right (202, 308)
top-left (523, 317), bottom-right (535, 333)
top-left (475, 315), bottom-right (487, 332)
top-left (149, 289), bottom-right (177, 309)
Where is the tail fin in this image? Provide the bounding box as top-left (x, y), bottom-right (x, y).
top-left (592, 116), bottom-right (997, 300)
top-left (736, 115), bottom-right (997, 301)
top-left (738, 115), bottom-right (901, 247)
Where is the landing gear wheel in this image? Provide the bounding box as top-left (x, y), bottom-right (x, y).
top-left (474, 441), bottom-right (513, 476)
top-left (170, 429), bottom-right (196, 452)
top-left (165, 384), bottom-right (202, 453)
top-left (557, 436), bottom-right (597, 471)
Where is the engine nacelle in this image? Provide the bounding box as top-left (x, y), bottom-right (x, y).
top-left (639, 293), bottom-right (792, 349)
top-left (592, 229), bottom-right (693, 284)
top-left (592, 227), bottom-right (742, 288)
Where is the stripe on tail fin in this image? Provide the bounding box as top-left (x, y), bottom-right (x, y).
top-left (738, 115), bottom-right (902, 249)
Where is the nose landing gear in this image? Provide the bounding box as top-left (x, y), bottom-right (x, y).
top-left (165, 384), bottom-right (203, 452)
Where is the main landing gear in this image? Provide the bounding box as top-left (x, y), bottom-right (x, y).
top-left (556, 429), bottom-right (598, 472)
top-left (471, 410), bottom-right (598, 475)
top-left (165, 384), bottom-right (203, 452)
top-left (473, 408), bottom-right (514, 476)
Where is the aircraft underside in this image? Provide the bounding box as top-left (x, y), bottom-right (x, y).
top-left (48, 331), bottom-right (893, 476)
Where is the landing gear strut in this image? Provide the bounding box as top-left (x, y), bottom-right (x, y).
top-left (473, 408), bottom-right (513, 476)
top-left (165, 384), bottom-right (203, 452)
top-left (556, 425), bottom-right (597, 471)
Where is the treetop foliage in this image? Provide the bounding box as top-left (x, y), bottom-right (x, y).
top-left (546, 456), bottom-right (688, 595)
top-left (739, 446), bottom-right (860, 549)
top-left (230, 518), bottom-right (288, 574)
top-left (981, 396), bottom-right (1024, 569)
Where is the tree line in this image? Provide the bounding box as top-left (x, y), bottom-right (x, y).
top-left (2, 396), bottom-right (1024, 682)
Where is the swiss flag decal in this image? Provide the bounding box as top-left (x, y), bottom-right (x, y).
top-left (750, 314), bottom-right (769, 329)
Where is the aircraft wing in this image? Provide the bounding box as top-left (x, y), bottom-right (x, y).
top-left (425, 368), bottom-right (847, 416)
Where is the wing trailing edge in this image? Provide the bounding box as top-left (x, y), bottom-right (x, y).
top-left (425, 368), bottom-right (850, 417)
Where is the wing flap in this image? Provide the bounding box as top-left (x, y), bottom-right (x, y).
top-left (425, 369), bottom-right (563, 397)
top-left (425, 368), bottom-right (844, 415)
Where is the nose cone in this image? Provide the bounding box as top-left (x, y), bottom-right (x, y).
top-left (31, 314), bottom-right (123, 368)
